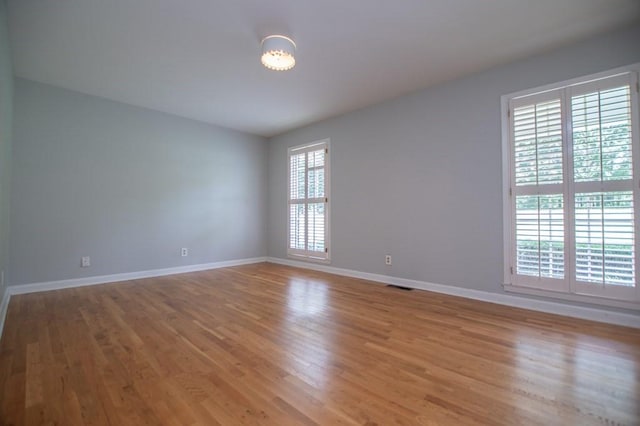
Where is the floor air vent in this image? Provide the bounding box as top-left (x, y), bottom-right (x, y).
top-left (386, 284), bottom-right (413, 291)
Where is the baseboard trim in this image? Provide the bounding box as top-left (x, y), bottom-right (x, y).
top-left (8, 257), bottom-right (268, 296)
top-left (3, 256), bottom-right (637, 331)
top-left (266, 257), bottom-right (640, 329)
top-left (0, 287), bottom-right (10, 340)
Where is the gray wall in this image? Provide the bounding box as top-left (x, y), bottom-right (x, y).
top-left (0, 0), bottom-right (13, 295)
top-left (10, 79), bottom-right (267, 285)
top-left (267, 25), bottom-right (640, 304)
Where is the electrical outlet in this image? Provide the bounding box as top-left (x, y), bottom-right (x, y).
top-left (81, 256), bottom-right (91, 267)
top-left (385, 255), bottom-right (392, 265)
top-left (181, 248), bottom-right (188, 257)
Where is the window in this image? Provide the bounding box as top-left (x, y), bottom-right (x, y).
top-left (288, 140), bottom-right (330, 261)
top-left (503, 67), bottom-right (640, 304)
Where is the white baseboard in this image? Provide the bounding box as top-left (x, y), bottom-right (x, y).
top-left (2, 256), bottom-right (637, 335)
top-left (7, 257), bottom-right (267, 296)
top-left (266, 257), bottom-right (640, 329)
top-left (0, 257), bottom-right (267, 340)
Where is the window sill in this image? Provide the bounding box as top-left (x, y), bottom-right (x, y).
top-left (503, 284), bottom-right (640, 311)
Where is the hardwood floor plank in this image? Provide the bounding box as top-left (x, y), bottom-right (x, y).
top-left (1, 263), bottom-right (639, 425)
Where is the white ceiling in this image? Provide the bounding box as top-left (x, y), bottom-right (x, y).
top-left (7, 0), bottom-right (640, 137)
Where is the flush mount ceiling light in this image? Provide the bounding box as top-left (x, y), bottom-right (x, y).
top-left (261, 35), bottom-right (296, 71)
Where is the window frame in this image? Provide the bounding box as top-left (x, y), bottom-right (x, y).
top-left (287, 139), bottom-right (331, 263)
top-left (501, 64), bottom-right (640, 309)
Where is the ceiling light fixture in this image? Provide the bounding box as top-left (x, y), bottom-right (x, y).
top-left (261, 35), bottom-right (296, 71)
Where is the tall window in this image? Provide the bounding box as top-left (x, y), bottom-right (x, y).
top-left (288, 140), bottom-right (330, 261)
top-left (504, 68), bottom-right (639, 303)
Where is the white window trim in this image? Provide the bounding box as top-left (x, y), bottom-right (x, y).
top-left (501, 63), bottom-right (640, 309)
top-left (287, 139), bottom-right (331, 264)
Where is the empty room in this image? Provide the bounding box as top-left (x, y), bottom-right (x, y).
top-left (1, 1), bottom-right (639, 425)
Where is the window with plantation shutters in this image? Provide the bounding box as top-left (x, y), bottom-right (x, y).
top-left (288, 140), bottom-right (330, 261)
top-left (504, 68), bottom-right (640, 304)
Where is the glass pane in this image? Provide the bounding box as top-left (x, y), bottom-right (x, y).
top-left (516, 195), bottom-right (564, 278)
top-left (290, 153), bottom-right (306, 200)
top-left (575, 192), bottom-right (635, 286)
top-left (289, 204), bottom-right (306, 250)
top-left (572, 86), bottom-right (632, 182)
top-left (307, 203), bottom-right (325, 252)
top-left (513, 100), bottom-right (563, 186)
top-left (308, 149), bottom-right (325, 168)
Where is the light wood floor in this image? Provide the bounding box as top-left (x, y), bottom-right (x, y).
top-left (0, 263), bottom-right (639, 425)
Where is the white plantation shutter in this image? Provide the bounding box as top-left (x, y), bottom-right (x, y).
top-left (288, 140), bottom-right (330, 261)
top-left (513, 98), bottom-right (564, 186)
top-left (574, 192), bottom-right (635, 287)
top-left (507, 70), bottom-right (640, 302)
top-left (511, 91), bottom-right (567, 291)
top-left (570, 79), bottom-right (636, 298)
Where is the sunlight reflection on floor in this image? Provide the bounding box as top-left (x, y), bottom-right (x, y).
top-left (287, 278), bottom-right (328, 317)
top-left (283, 278), bottom-right (334, 390)
top-left (513, 332), bottom-right (639, 421)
